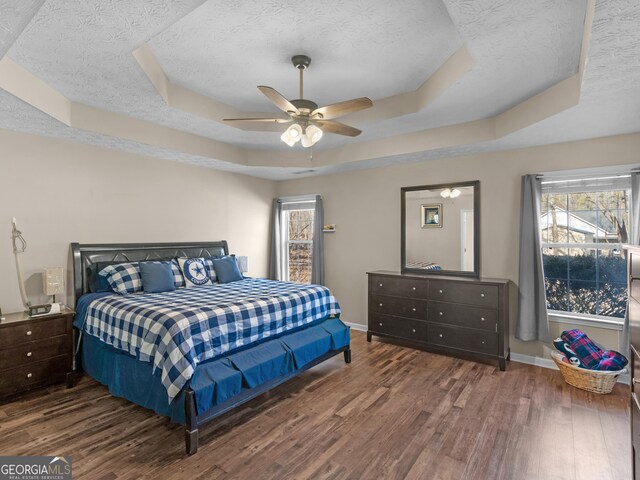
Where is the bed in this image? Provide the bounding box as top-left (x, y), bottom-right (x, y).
top-left (71, 241), bottom-right (351, 454)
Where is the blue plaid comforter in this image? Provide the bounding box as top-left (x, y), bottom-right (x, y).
top-left (82, 278), bottom-right (341, 402)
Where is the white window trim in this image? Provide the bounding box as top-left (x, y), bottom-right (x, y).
top-left (548, 310), bottom-right (624, 331)
top-left (282, 207), bottom-right (315, 283)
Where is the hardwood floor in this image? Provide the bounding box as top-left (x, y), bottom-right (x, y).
top-left (0, 331), bottom-right (629, 479)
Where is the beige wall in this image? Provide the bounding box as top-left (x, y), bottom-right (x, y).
top-left (277, 133), bottom-right (640, 358)
top-left (0, 129), bottom-right (276, 313)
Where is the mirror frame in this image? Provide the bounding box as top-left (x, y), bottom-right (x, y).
top-left (401, 180), bottom-right (480, 278)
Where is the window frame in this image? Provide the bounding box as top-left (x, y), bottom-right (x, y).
top-left (283, 208), bottom-right (315, 284)
top-left (279, 196), bottom-right (317, 284)
top-left (540, 177), bottom-right (630, 322)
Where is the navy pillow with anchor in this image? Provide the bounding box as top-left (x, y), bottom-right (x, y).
top-left (177, 257), bottom-right (212, 287)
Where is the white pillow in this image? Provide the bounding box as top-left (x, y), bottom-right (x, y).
top-left (177, 257), bottom-right (212, 287)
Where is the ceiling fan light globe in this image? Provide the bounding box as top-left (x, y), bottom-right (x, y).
top-left (289, 123), bottom-right (302, 138)
top-left (280, 129), bottom-right (298, 147)
top-left (301, 134), bottom-right (313, 148)
top-left (306, 124), bottom-right (323, 144)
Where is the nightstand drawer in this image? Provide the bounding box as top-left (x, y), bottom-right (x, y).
top-left (0, 356), bottom-right (69, 395)
top-left (427, 324), bottom-right (498, 355)
top-left (0, 335), bottom-right (70, 370)
top-left (0, 316), bottom-right (68, 349)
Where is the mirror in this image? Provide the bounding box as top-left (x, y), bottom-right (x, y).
top-left (401, 181), bottom-right (480, 277)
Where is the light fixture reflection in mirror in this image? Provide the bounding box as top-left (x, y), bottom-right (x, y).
top-left (440, 188), bottom-right (461, 198)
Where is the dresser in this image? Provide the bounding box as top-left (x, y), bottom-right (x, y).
top-left (367, 271), bottom-right (511, 370)
top-left (0, 308), bottom-right (75, 399)
top-left (627, 246), bottom-right (640, 479)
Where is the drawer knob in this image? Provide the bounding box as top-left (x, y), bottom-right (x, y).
top-left (439, 311), bottom-right (443, 316)
top-left (379, 322), bottom-right (383, 327)
top-left (26, 330), bottom-right (32, 336)
top-left (439, 334), bottom-right (443, 338)
top-left (379, 303), bottom-right (383, 307)
top-left (412, 329), bottom-right (416, 333)
top-left (379, 283), bottom-right (383, 287)
top-left (481, 317), bottom-right (485, 321)
top-left (481, 341), bottom-right (485, 345)
top-left (439, 289), bottom-right (443, 294)
top-left (412, 308), bottom-right (416, 312)
top-left (412, 287), bottom-right (416, 291)
top-left (27, 373), bottom-right (32, 378)
top-left (481, 293), bottom-right (485, 297)
top-left (26, 352), bottom-right (32, 357)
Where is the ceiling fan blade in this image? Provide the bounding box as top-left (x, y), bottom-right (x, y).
top-left (315, 119), bottom-right (362, 137)
top-left (257, 86), bottom-right (300, 115)
top-left (223, 117), bottom-right (292, 124)
top-left (311, 97), bottom-right (373, 120)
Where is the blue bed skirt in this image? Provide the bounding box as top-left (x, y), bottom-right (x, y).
top-left (82, 317), bottom-right (350, 424)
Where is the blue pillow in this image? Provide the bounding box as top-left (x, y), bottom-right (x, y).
top-left (212, 256), bottom-right (243, 283)
top-left (140, 262), bottom-right (176, 293)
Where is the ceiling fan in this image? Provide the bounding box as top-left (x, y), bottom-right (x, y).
top-left (223, 55), bottom-right (373, 148)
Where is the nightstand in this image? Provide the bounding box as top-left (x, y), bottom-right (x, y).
top-left (0, 308), bottom-right (75, 399)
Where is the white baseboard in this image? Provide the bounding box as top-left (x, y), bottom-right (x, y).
top-left (344, 323), bottom-right (630, 385)
top-left (510, 352), bottom-right (629, 385)
top-left (343, 321), bottom-right (367, 332)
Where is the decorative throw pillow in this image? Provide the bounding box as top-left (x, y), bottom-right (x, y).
top-left (98, 262), bottom-right (142, 295)
top-left (177, 257), bottom-right (212, 287)
top-left (170, 259), bottom-right (186, 288)
top-left (212, 255), bottom-right (243, 283)
top-left (203, 257), bottom-right (218, 283)
top-left (140, 262), bottom-right (176, 293)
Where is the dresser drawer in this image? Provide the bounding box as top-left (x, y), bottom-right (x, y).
top-left (0, 335), bottom-right (70, 370)
top-left (370, 275), bottom-right (428, 298)
top-left (0, 316), bottom-right (69, 349)
top-left (0, 356), bottom-right (69, 395)
top-left (370, 295), bottom-right (427, 320)
top-left (369, 314), bottom-right (427, 341)
top-left (427, 324), bottom-right (498, 355)
top-left (429, 280), bottom-right (498, 308)
top-left (428, 301), bottom-right (498, 332)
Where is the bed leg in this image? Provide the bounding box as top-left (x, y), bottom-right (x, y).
top-left (185, 389), bottom-right (199, 455)
top-left (343, 348), bottom-right (351, 364)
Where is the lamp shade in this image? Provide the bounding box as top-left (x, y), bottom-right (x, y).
top-left (44, 267), bottom-right (65, 296)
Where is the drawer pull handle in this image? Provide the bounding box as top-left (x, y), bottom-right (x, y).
top-left (412, 329), bottom-right (416, 333)
top-left (439, 334), bottom-right (443, 338)
top-left (379, 303), bottom-right (383, 307)
top-left (27, 373), bottom-right (32, 378)
top-left (379, 283), bottom-right (383, 287)
top-left (481, 317), bottom-right (485, 321)
top-left (412, 308), bottom-right (416, 312)
top-left (439, 311), bottom-right (443, 316)
top-left (379, 322), bottom-right (383, 327)
top-left (26, 330), bottom-right (32, 336)
top-left (481, 293), bottom-right (485, 297)
top-left (481, 341), bottom-right (485, 345)
top-left (439, 290), bottom-right (443, 294)
top-left (26, 352), bottom-right (32, 357)
top-left (412, 287), bottom-right (416, 291)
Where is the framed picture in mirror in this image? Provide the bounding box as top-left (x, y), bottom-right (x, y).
top-left (421, 204), bottom-right (442, 228)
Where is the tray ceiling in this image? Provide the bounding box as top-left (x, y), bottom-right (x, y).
top-left (0, 0), bottom-right (638, 180)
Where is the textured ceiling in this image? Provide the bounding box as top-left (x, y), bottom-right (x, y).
top-left (0, 0), bottom-right (638, 180)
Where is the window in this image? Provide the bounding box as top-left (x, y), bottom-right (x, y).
top-left (281, 197), bottom-right (316, 284)
top-left (540, 175), bottom-right (630, 320)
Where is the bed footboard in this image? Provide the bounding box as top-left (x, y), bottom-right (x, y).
top-left (184, 344), bottom-right (350, 455)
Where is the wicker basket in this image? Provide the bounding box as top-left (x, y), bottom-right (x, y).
top-left (550, 351), bottom-right (625, 394)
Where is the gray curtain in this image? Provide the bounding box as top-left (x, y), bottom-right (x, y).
top-left (268, 199), bottom-right (284, 281)
top-left (622, 172), bottom-right (640, 356)
top-left (516, 174), bottom-right (550, 341)
top-left (312, 195), bottom-right (325, 285)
